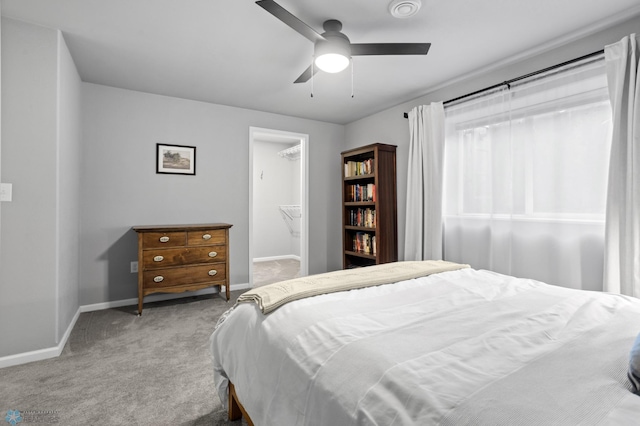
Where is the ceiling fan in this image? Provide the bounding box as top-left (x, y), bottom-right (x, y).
top-left (256, 0), bottom-right (431, 84)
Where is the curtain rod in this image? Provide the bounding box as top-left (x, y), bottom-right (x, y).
top-left (402, 49), bottom-right (605, 119)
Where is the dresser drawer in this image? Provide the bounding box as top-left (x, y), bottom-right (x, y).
top-left (143, 264), bottom-right (227, 289)
top-left (141, 246), bottom-right (227, 269)
top-left (141, 231), bottom-right (186, 248)
top-left (187, 229), bottom-right (226, 246)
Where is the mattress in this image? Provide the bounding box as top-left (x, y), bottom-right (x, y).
top-left (210, 267), bottom-right (640, 425)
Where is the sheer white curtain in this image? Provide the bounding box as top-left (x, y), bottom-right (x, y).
top-left (603, 34), bottom-right (640, 297)
top-left (404, 103), bottom-right (445, 261)
top-left (443, 57), bottom-right (612, 290)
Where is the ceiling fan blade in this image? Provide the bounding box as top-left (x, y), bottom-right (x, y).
top-left (351, 43), bottom-right (431, 56)
top-left (293, 65), bottom-right (318, 84)
top-left (256, 0), bottom-right (325, 44)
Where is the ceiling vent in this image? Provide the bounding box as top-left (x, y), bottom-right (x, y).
top-left (388, 0), bottom-right (422, 18)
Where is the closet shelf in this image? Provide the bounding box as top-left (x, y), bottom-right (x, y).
top-left (278, 144), bottom-right (301, 161)
top-left (279, 205), bottom-right (301, 237)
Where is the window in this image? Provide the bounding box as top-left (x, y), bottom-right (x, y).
top-left (443, 56), bottom-right (611, 290)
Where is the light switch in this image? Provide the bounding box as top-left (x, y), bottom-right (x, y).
top-left (0, 183), bottom-right (12, 202)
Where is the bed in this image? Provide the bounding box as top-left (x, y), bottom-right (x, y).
top-left (210, 260), bottom-right (640, 425)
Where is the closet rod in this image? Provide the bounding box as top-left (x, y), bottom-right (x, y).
top-left (402, 49), bottom-right (605, 119)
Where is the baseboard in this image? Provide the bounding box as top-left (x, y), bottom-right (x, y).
top-left (0, 283), bottom-right (251, 369)
top-left (253, 254), bottom-right (301, 262)
top-left (80, 287), bottom-right (217, 312)
top-left (80, 283), bottom-right (250, 312)
top-left (0, 307), bottom-right (81, 369)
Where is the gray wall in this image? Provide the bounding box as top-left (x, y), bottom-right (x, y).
top-left (57, 31), bottom-right (82, 342)
top-left (0, 18), bottom-right (81, 357)
top-left (79, 83), bottom-right (344, 305)
top-left (1, 18), bottom-right (58, 354)
top-left (344, 14), bottom-right (640, 264)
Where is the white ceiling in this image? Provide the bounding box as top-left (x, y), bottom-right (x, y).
top-left (2, 0), bottom-right (640, 125)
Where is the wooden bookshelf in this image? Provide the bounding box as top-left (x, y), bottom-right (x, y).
top-left (341, 143), bottom-right (397, 269)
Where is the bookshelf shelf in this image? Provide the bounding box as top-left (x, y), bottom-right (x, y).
top-left (344, 174), bottom-right (375, 182)
top-left (341, 143), bottom-right (397, 269)
top-left (344, 250), bottom-right (378, 260)
top-left (344, 225), bottom-right (377, 232)
top-left (344, 202), bottom-right (376, 207)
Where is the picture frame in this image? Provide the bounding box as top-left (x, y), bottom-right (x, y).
top-left (156, 143), bottom-right (196, 175)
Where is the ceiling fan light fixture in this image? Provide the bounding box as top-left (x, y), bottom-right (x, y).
top-left (314, 33), bottom-right (352, 73)
top-left (388, 0), bottom-right (422, 18)
top-left (256, 1), bottom-right (431, 84)
top-left (315, 53), bottom-right (350, 73)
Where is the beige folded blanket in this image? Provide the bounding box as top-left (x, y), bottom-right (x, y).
top-left (237, 260), bottom-right (469, 314)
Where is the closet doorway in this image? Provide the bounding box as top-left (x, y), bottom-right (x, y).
top-left (249, 127), bottom-right (309, 288)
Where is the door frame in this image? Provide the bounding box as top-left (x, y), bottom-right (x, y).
top-left (248, 126), bottom-right (309, 287)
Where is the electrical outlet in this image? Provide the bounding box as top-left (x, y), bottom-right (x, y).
top-left (130, 261), bottom-right (138, 273)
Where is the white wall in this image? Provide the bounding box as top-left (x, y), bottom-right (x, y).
top-left (79, 83), bottom-right (344, 306)
top-left (290, 147), bottom-right (301, 256)
top-left (253, 141), bottom-right (301, 259)
top-left (0, 18), bottom-right (81, 357)
top-left (344, 13), bottom-right (640, 273)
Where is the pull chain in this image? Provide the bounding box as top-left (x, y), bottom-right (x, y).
top-left (351, 59), bottom-right (354, 98)
top-left (311, 57), bottom-right (314, 98)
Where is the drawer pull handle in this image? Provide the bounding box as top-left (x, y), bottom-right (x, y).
top-left (202, 234), bottom-right (212, 240)
top-left (153, 255), bottom-right (164, 262)
top-left (153, 276), bottom-right (164, 283)
top-left (208, 251), bottom-right (218, 258)
top-left (159, 236), bottom-right (170, 243)
top-left (208, 270), bottom-right (218, 276)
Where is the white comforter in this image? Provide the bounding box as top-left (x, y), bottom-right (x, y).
top-left (210, 268), bottom-right (640, 425)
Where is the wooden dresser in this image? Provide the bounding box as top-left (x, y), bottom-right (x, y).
top-left (132, 223), bottom-right (232, 315)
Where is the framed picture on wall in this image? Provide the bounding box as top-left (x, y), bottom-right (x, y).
top-left (156, 143), bottom-right (196, 175)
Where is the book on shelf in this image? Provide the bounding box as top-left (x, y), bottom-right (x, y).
top-left (352, 232), bottom-right (376, 255)
top-left (344, 159), bottom-right (374, 177)
top-left (346, 183), bottom-right (376, 202)
top-left (347, 208), bottom-right (376, 228)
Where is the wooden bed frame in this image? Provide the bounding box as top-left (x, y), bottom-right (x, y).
top-left (229, 382), bottom-right (255, 425)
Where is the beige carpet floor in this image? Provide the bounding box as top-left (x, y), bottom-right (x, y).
top-left (1, 263), bottom-right (301, 425)
top-left (0, 292), bottom-right (247, 426)
top-left (253, 258), bottom-right (300, 287)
